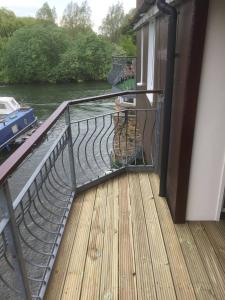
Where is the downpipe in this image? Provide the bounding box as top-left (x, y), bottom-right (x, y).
top-left (156, 0), bottom-right (177, 197)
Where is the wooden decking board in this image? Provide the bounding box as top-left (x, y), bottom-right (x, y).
top-left (189, 222), bottom-right (225, 299)
top-left (45, 173), bottom-right (225, 300)
top-left (128, 173), bottom-right (157, 299)
top-left (80, 183), bottom-right (108, 300)
top-left (149, 174), bottom-right (196, 299)
top-left (139, 173), bottom-right (176, 300)
top-left (175, 223), bottom-right (216, 299)
top-left (203, 221), bottom-right (225, 274)
top-left (100, 178), bottom-right (119, 300)
top-left (45, 194), bottom-right (84, 300)
top-left (118, 175), bottom-right (137, 300)
top-left (61, 187), bottom-right (97, 300)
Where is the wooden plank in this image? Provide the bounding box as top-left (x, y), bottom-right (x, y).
top-left (150, 174), bottom-right (196, 299)
top-left (61, 187), bottom-right (97, 300)
top-left (118, 174), bottom-right (137, 299)
top-left (175, 223), bottom-right (215, 299)
top-left (139, 173), bottom-right (176, 300)
top-left (45, 194), bottom-right (84, 300)
top-left (128, 173), bottom-right (157, 300)
top-left (100, 178), bottom-right (119, 300)
top-left (190, 222), bottom-right (225, 299)
top-left (80, 183), bottom-right (108, 300)
top-left (203, 221), bottom-right (225, 274)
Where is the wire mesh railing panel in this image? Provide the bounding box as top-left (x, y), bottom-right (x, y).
top-left (71, 108), bottom-right (157, 186)
top-left (108, 56), bottom-right (136, 87)
top-left (0, 127), bottom-right (74, 299)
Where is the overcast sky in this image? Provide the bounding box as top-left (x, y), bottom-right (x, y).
top-left (0, 0), bottom-right (136, 31)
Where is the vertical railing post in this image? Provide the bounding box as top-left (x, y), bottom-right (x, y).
top-left (65, 105), bottom-right (76, 192)
top-left (0, 181), bottom-right (31, 300)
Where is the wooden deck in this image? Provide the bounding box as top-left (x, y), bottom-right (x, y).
top-left (45, 173), bottom-right (225, 299)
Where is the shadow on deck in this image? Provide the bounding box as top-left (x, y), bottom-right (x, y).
top-left (46, 173), bottom-right (225, 300)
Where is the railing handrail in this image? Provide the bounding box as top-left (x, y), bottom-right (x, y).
top-left (0, 89), bottom-right (162, 185)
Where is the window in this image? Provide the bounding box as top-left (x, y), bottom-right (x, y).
top-left (0, 103), bottom-right (6, 110)
top-left (147, 20), bottom-right (156, 104)
top-left (11, 124), bottom-right (19, 134)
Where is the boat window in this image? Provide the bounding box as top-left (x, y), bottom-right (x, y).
top-left (24, 118), bottom-right (28, 125)
top-left (11, 124), bottom-right (19, 134)
top-left (11, 99), bottom-right (18, 107)
top-left (0, 103), bottom-right (7, 109)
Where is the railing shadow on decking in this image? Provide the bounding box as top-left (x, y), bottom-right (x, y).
top-left (0, 89), bottom-right (162, 299)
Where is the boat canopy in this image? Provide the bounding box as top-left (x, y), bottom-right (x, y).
top-left (0, 97), bottom-right (21, 115)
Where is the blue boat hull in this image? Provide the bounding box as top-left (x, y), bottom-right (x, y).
top-left (0, 109), bottom-right (36, 150)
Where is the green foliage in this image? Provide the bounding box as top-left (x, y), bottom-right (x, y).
top-left (2, 25), bottom-right (69, 83)
top-left (99, 2), bottom-right (125, 43)
top-left (99, 4), bottom-right (136, 55)
top-left (0, 2), bottom-right (136, 84)
top-left (54, 32), bottom-right (123, 82)
top-left (0, 8), bottom-right (22, 38)
top-left (36, 2), bottom-right (57, 24)
top-left (61, 1), bottom-right (92, 36)
top-left (119, 35), bottom-right (136, 56)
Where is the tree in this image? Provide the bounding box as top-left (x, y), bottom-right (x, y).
top-left (54, 32), bottom-right (125, 82)
top-left (99, 2), bottom-right (125, 43)
top-left (36, 2), bottom-right (57, 24)
top-left (118, 9), bottom-right (136, 56)
top-left (2, 25), bottom-right (69, 83)
top-left (0, 8), bottom-right (22, 38)
top-left (119, 36), bottom-right (136, 56)
top-left (61, 1), bottom-right (92, 36)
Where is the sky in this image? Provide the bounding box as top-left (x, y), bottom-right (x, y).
top-left (0, 0), bottom-right (136, 31)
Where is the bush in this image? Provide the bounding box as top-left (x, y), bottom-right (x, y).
top-left (2, 25), bottom-right (69, 83)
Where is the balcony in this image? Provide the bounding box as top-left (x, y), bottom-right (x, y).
top-left (0, 90), bottom-right (225, 299)
top-left (46, 172), bottom-right (225, 299)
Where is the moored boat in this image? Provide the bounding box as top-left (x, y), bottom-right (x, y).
top-left (0, 97), bottom-right (37, 150)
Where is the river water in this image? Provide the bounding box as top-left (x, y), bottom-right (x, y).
top-left (0, 81), bottom-right (116, 196)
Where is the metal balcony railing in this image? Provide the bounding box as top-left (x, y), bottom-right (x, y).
top-left (107, 56), bottom-right (136, 89)
top-left (0, 89), bottom-right (162, 299)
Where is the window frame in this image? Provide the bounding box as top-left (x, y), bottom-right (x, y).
top-left (147, 19), bottom-right (156, 104)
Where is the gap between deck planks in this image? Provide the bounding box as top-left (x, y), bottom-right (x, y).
top-left (45, 173), bottom-right (225, 300)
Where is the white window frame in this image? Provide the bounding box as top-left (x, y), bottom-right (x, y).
top-left (147, 20), bottom-right (156, 104)
top-left (137, 27), bottom-right (145, 87)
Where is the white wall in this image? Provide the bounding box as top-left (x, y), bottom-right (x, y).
top-left (186, 0), bottom-right (225, 220)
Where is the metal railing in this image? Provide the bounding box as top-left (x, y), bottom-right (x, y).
top-left (0, 90), bottom-right (162, 299)
top-left (107, 56), bottom-right (136, 88)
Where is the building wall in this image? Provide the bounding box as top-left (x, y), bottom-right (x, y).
top-left (186, 0), bottom-right (225, 220)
